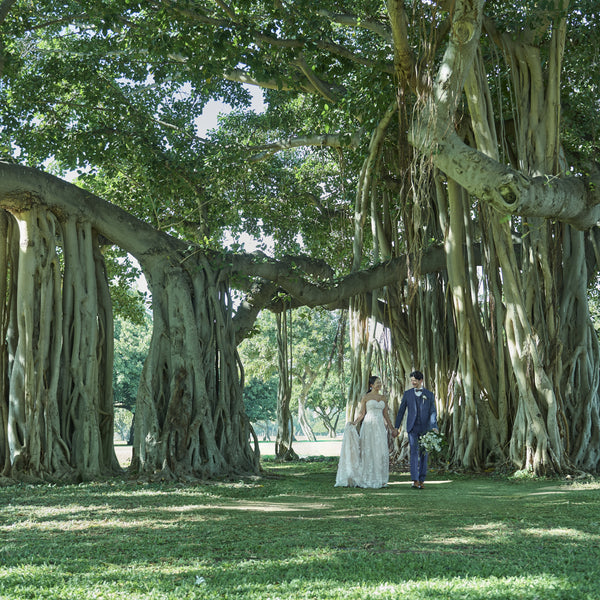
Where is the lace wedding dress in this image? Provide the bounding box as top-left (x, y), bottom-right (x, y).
top-left (335, 399), bottom-right (389, 488)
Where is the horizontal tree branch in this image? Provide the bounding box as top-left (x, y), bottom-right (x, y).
top-left (428, 132), bottom-right (600, 230)
top-left (248, 131), bottom-right (362, 161)
top-left (226, 247), bottom-right (448, 307)
top-left (317, 9), bottom-right (393, 42)
top-left (223, 68), bottom-right (296, 91)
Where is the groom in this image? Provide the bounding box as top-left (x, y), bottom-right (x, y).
top-left (395, 370), bottom-right (438, 489)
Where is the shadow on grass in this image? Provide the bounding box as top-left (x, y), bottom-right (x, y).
top-left (1, 465), bottom-right (599, 599)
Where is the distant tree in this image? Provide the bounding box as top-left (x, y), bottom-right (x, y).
top-left (309, 376), bottom-right (346, 438)
top-left (239, 313), bottom-right (278, 382)
top-left (113, 408), bottom-right (134, 442)
top-left (239, 307), bottom-right (349, 441)
top-left (113, 312), bottom-right (152, 443)
top-left (243, 378), bottom-right (278, 441)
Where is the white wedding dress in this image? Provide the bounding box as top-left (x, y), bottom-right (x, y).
top-left (335, 399), bottom-right (389, 488)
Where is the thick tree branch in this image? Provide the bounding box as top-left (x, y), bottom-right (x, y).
top-left (426, 132), bottom-right (600, 230)
top-left (213, 0), bottom-right (237, 21)
top-left (233, 280), bottom-right (278, 344)
top-left (293, 54), bottom-right (341, 103)
top-left (247, 131), bottom-right (362, 162)
top-left (386, 0), bottom-right (416, 86)
top-left (223, 68), bottom-right (296, 91)
top-left (314, 38), bottom-right (394, 75)
top-left (0, 162), bottom-right (182, 260)
top-left (227, 246), bottom-right (447, 307)
top-left (316, 9), bottom-right (393, 42)
top-left (408, 0), bottom-right (600, 230)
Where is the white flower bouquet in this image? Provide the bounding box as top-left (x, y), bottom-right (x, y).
top-left (418, 430), bottom-right (444, 454)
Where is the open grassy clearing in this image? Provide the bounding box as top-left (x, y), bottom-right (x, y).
top-left (1, 461), bottom-right (599, 599)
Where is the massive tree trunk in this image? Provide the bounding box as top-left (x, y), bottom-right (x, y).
top-left (0, 210), bottom-right (17, 475)
top-left (0, 205), bottom-right (119, 480)
top-left (0, 168), bottom-right (262, 481)
top-left (132, 255), bottom-right (260, 478)
top-left (7, 207), bottom-right (69, 478)
top-left (381, 0), bottom-right (600, 475)
top-left (498, 28), bottom-right (600, 472)
top-left (60, 217), bottom-right (120, 477)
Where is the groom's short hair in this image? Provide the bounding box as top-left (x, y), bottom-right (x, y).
top-left (410, 370), bottom-right (424, 381)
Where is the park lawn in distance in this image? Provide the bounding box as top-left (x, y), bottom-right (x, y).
top-left (0, 461), bottom-right (599, 599)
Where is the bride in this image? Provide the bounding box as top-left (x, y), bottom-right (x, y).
top-left (335, 375), bottom-right (397, 488)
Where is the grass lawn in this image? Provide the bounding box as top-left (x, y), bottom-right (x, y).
top-left (1, 460), bottom-right (599, 599)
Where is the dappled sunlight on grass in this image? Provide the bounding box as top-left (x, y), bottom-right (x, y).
top-left (1, 464), bottom-right (600, 599)
top-left (522, 525), bottom-right (600, 540)
top-left (0, 560), bottom-right (578, 600)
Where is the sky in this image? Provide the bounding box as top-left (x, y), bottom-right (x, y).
top-left (196, 87), bottom-right (266, 137)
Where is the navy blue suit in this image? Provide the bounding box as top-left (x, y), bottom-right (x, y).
top-left (395, 387), bottom-right (437, 483)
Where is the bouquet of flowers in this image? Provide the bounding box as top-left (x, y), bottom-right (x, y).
top-left (418, 430), bottom-right (444, 454)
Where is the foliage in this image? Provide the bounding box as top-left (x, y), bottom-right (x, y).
top-left (113, 407), bottom-right (134, 442)
top-left (239, 311), bottom-right (279, 382)
top-left (0, 465), bottom-right (599, 599)
top-left (0, 0), bottom-right (361, 267)
top-left (239, 307), bottom-right (349, 431)
top-left (113, 312), bottom-right (152, 413)
top-left (104, 249), bottom-right (149, 324)
top-left (243, 377), bottom-right (278, 423)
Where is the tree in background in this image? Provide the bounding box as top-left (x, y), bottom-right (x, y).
top-left (113, 312), bottom-right (152, 444)
top-left (240, 307), bottom-right (349, 444)
top-left (309, 376), bottom-right (346, 439)
top-left (292, 308), bottom-right (349, 439)
top-left (243, 378), bottom-right (278, 441)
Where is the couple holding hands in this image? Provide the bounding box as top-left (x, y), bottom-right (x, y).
top-left (335, 371), bottom-right (438, 489)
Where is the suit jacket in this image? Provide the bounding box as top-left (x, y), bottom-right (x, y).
top-left (395, 388), bottom-right (437, 433)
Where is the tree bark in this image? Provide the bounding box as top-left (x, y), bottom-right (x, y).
top-left (297, 393), bottom-right (316, 442)
top-left (132, 255), bottom-right (260, 478)
top-left (0, 210), bottom-right (15, 475)
top-left (275, 310), bottom-right (298, 460)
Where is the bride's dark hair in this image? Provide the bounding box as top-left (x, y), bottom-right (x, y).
top-left (368, 375), bottom-right (379, 391)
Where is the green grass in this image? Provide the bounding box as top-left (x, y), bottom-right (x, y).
top-left (1, 461), bottom-right (599, 599)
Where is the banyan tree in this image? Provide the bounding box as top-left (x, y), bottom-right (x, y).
top-left (1, 0), bottom-right (600, 479)
top-left (0, 165), bottom-right (262, 480)
top-left (0, 163), bottom-right (425, 480)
